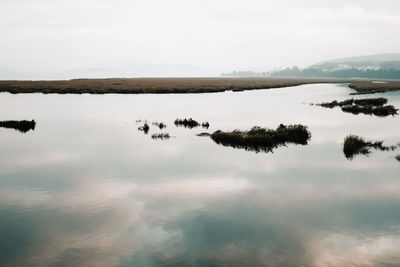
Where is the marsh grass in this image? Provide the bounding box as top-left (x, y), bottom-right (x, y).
top-left (343, 135), bottom-right (396, 160)
top-left (201, 122), bottom-right (210, 129)
top-left (210, 124), bottom-right (311, 153)
top-left (152, 122), bottom-right (166, 129)
top-left (138, 122), bottom-right (150, 134)
top-left (341, 105), bottom-right (398, 116)
top-left (0, 120), bottom-right (36, 133)
top-left (151, 133), bottom-right (171, 140)
top-left (0, 78), bottom-right (358, 95)
top-left (317, 97), bottom-right (398, 117)
top-left (197, 132), bottom-right (211, 137)
top-left (174, 118), bottom-right (200, 129)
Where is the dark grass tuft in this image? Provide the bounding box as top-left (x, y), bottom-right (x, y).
top-left (197, 132), bottom-right (211, 137)
top-left (152, 122), bottom-right (166, 130)
top-left (151, 133), bottom-right (171, 140)
top-left (396, 155), bottom-right (400, 162)
top-left (317, 97), bottom-right (397, 117)
top-left (341, 105), bottom-right (398, 116)
top-left (174, 118), bottom-right (200, 129)
top-left (210, 124), bottom-right (311, 153)
top-left (354, 98), bottom-right (387, 106)
top-left (343, 135), bottom-right (395, 160)
top-left (201, 122), bottom-right (210, 129)
top-left (138, 122), bottom-right (150, 134)
top-left (0, 120), bottom-right (36, 133)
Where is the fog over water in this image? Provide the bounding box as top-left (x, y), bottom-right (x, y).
top-left (1, 0), bottom-right (400, 79)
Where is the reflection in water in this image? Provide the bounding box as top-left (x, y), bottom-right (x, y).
top-left (0, 120), bottom-right (36, 133)
top-left (0, 84), bottom-right (400, 266)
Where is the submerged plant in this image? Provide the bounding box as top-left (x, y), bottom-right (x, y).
top-left (210, 124), bottom-right (311, 153)
top-left (174, 118), bottom-right (200, 129)
top-left (343, 135), bottom-right (395, 160)
top-left (0, 120), bottom-right (36, 133)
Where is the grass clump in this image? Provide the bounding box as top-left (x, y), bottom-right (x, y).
top-left (201, 122), bottom-right (210, 129)
top-left (210, 124), bottom-right (311, 153)
top-left (197, 132), bottom-right (211, 137)
top-left (341, 104), bottom-right (398, 117)
top-left (396, 155), bottom-right (400, 162)
top-left (138, 122), bottom-right (150, 134)
top-left (174, 118), bottom-right (200, 129)
top-left (317, 97), bottom-right (397, 117)
top-left (151, 133), bottom-right (171, 140)
top-left (343, 135), bottom-right (395, 160)
top-left (319, 99), bottom-right (354, 108)
top-left (354, 98), bottom-right (387, 106)
top-left (152, 122), bottom-right (166, 129)
top-left (0, 120), bottom-right (36, 133)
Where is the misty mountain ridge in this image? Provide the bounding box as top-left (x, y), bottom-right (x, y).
top-left (222, 53), bottom-right (400, 79)
top-left (311, 53), bottom-right (400, 71)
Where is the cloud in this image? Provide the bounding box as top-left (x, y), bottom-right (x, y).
top-left (0, 0), bottom-right (399, 78)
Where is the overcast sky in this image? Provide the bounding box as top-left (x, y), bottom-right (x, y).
top-left (1, 0), bottom-right (400, 79)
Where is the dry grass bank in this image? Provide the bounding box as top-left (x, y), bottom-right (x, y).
top-left (349, 82), bottom-right (400, 94)
top-left (0, 77), bottom-right (357, 94)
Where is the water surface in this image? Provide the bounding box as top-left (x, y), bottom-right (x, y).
top-left (0, 84), bottom-right (399, 266)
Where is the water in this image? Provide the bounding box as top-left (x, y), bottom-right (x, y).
top-left (0, 84), bottom-right (399, 266)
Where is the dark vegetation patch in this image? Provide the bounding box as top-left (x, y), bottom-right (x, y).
top-left (151, 133), bottom-right (171, 140)
top-left (316, 97), bottom-right (398, 117)
top-left (201, 122), bottom-right (210, 129)
top-left (343, 135), bottom-right (396, 160)
top-left (152, 122), bottom-right (166, 129)
top-left (138, 122), bottom-right (149, 134)
top-left (341, 105), bottom-right (398, 116)
top-left (0, 120), bottom-right (36, 133)
top-left (197, 132), bottom-right (211, 137)
top-left (174, 118), bottom-right (200, 129)
top-left (210, 124), bottom-right (311, 153)
top-left (396, 155), bottom-right (400, 162)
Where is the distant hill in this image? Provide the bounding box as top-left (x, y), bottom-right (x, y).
top-left (311, 53), bottom-right (400, 71)
top-left (222, 53), bottom-right (400, 79)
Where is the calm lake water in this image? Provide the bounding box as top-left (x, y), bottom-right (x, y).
top-left (0, 84), bottom-right (399, 266)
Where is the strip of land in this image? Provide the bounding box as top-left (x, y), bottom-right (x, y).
top-left (0, 77), bottom-right (364, 94)
top-left (349, 82), bottom-right (400, 94)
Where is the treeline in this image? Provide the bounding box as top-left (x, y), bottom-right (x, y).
top-left (221, 71), bottom-right (269, 77)
top-left (222, 67), bottom-right (400, 79)
top-left (270, 67), bottom-right (400, 79)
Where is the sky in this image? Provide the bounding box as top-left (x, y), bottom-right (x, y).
top-left (0, 0), bottom-right (400, 79)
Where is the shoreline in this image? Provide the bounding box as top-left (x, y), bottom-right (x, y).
top-left (0, 77), bottom-right (366, 95)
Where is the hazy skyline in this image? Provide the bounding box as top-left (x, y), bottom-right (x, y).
top-left (1, 0), bottom-right (400, 79)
